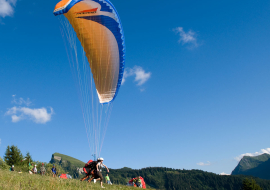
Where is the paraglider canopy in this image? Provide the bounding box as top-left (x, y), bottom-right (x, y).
top-left (53, 0), bottom-right (125, 159)
top-left (53, 0), bottom-right (125, 104)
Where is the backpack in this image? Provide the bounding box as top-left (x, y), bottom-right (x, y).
top-left (83, 160), bottom-right (97, 174)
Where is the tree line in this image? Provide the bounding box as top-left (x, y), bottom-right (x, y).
top-left (0, 145), bottom-right (65, 176)
top-left (106, 167), bottom-right (267, 189)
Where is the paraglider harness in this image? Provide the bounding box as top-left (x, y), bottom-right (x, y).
top-left (83, 160), bottom-right (97, 176)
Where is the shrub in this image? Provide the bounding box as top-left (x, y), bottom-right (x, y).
top-left (0, 156), bottom-right (9, 170)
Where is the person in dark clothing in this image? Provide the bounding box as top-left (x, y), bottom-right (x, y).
top-left (80, 160), bottom-right (97, 181)
top-left (51, 165), bottom-right (57, 178)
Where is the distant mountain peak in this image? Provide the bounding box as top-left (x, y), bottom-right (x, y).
top-left (231, 153), bottom-right (270, 180)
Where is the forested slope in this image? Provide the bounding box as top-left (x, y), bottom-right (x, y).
top-left (108, 167), bottom-right (270, 190)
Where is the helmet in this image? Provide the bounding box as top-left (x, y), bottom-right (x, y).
top-left (98, 157), bottom-right (104, 161)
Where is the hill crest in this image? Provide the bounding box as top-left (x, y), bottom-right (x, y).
top-left (50, 153), bottom-right (85, 168)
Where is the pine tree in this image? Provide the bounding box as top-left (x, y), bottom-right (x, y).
top-left (242, 178), bottom-right (262, 190)
top-left (23, 152), bottom-right (33, 164)
top-left (4, 145), bottom-right (24, 166)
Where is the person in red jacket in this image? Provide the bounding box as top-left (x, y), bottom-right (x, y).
top-left (80, 160), bottom-right (97, 181)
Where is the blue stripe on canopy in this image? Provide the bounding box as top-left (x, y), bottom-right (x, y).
top-left (92, 0), bottom-right (113, 13)
top-left (54, 0), bottom-right (83, 16)
top-left (54, 0), bottom-right (116, 16)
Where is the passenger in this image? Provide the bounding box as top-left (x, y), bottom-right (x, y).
top-left (51, 165), bottom-right (57, 177)
top-left (40, 163), bottom-right (46, 176)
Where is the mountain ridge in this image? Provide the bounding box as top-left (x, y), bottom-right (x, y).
top-left (231, 153), bottom-right (270, 180)
top-left (50, 152), bottom-right (85, 168)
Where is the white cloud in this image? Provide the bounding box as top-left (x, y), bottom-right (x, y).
top-left (122, 70), bottom-right (132, 85)
top-left (6, 96), bottom-right (54, 124)
top-left (0, 0), bottom-right (17, 18)
top-left (174, 27), bottom-right (199, 48)
top-left (219, 172), bottom-right (230, 176)
top-left (6, 107), bottom-right (54, 124)
top-left (12, 95), bottom-right (32, 106)
top-left (234, 148), bottom-right (270, 161)
top-left (197, 161), bottom-right (211, 166)
top-left (122, 66), bottom-right (151, 86)
top-left (11, 114), bottom-right (21, 122)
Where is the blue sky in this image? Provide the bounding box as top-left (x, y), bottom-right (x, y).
top-left (1, 0), bottom-right (270, 175)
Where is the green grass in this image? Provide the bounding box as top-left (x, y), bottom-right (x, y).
top-left (0, 169), bottom-right (151, 190)
top-left (53, 153), bottom-right (85, 168)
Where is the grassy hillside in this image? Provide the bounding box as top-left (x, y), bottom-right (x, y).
top-left (0, 169), bottom-right (148, 190)
top-left (52, 153), bottom-right (85, 168)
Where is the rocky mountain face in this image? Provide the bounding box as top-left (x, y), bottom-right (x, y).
top-left (231, 153), bottom-right (270, 180)
top-left (49, 153), bottom-right (85, 178)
